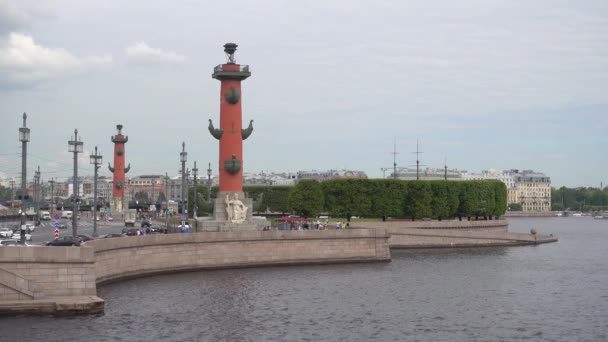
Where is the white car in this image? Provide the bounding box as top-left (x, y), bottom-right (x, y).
top-left (25, 223), bottom-right (36, 233)
top-left (11, 233), bottom-right (32, 241)
top-left (1, 240), bottom-right (35, 246)
top-left (0, 228), bottom-right (13, 238)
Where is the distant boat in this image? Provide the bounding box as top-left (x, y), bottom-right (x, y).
top-left (572, 213), bottom-right (583, 217)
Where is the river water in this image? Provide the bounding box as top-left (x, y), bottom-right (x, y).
top-left (0, 217), bottom-right (606, 342)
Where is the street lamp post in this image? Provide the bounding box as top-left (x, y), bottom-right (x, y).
top-left (18, 113), bottom-right (30, 244)
top-left (192, 161), bottom-right (198, 219)
top-left (90, 146), bottom-right (102, 237)
top-left (10, 178), bottom-right (15, 202)
top-left (68, 129), bottom-right (83, 237)
top-left (49, 178), bottom-right (55, 219)
top-left (207, 162), bottom-right (212, 209)
top-left (180, 142), bottom-right (187, 216)
top-left (34, 166), bottom-right (40, 225)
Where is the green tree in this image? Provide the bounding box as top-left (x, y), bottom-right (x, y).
top-left (370, 179), bottom-right (407, 218)
top-left (322, 179), bottom-right (373, 216)
top-left (244, 186), bottom-right (291, 214)
top-left (288, 180), bottom-right (324, 217)
top-left (508, 203), bottom-right (523, 211)
top-left (492, 180), bottom-right (508, 218)
top-left (430, 181), bottom-right (450, 220)
top-left (188, 186), bottom-right (207, 217)
top-left (446, 181), bottom-right (462, 219)
top-left (459, 182), bottom-right (479, 220)
top-left (477, 180), bottom-right (496, 219)
top-left (0, 185), bottom-right (13, 201)
top-left (404, 181), bottom-right (432, 220)
top-left (133, 191), bottom-right (150, 203)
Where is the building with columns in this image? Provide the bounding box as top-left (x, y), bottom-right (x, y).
top-left (508, 170), bottom-right (551, 212)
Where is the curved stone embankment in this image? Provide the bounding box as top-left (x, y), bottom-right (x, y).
top-left (352, 219), bottom-right (509, 232)
top-left (90, 230), bottom-right (390, 285)
top-left (351, 219), bottom-right (558, 248)
top-left (0, 229), bottom-right (390, 315)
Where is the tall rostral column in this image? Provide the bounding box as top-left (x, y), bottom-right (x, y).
top-left (208, 43), bottom-right (255, 226)
top-left (108, 124), bottom-right (131, 213)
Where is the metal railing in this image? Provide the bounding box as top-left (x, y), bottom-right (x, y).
top-left (214, 64), bottom-right (250, 73)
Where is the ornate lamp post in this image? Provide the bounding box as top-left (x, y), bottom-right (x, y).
top-left (180, 142), bottom-right (187, 215)
top-left (18, 113), bottom-right (30, 244)
top-left (90, 146), bottom-right (102, 237)
top-left (68, 129), bottom-right (83, 237)
top-left (207, 162), bottom-right (212, 206)
top-left (34, 166), bottom-right (40, 225)
top-left (192, 161), bottom-right (198, 216)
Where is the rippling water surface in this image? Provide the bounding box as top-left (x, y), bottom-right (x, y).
top-left (1, 217), bottom-right (607, 342)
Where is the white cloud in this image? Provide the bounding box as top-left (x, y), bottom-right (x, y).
top-left (0, 32), bottom-right (112, 85)
top-left (125, 41), bottom-right (186, 64)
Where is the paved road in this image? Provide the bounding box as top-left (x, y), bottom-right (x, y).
top-left (1, 219), bottom-right (137, 245)
top-left (35, 219), bottom-right (132, 243)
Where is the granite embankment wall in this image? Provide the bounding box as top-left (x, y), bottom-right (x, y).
top-left (90, 230), bottom-right (390, 284)
top-left (352, 219), bottom-right (508, 232)
top-left (350, 219), bottom-right (549, 248)
top-left (0, 247), bottom-right (96, 301)
top-left (0, 230), bottom-right (390, 303)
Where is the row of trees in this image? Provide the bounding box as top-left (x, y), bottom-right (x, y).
top-left (551, 187), bottom-right (608, 211)
top-left (288, 179), bottom-right (507, 220)
top-left (182, 179), bottom-right (507, 220)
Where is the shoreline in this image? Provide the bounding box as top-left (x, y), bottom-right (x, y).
top-left (0, 220), bottom-right (557, 316)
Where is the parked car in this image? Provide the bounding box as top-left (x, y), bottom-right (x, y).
top-left (41, 211), bottom-right (52, 220)
top-left (0, 227), bottom-right (13, 238)
top-left (124, 228), bottom-right (141, 236)
top-left (1, 240), bottom-right (36, 247)
top-left (101, 233), bottom-right (125, 239)
top-left (76, 234), bottom-right (95, 242)
top-left (150, 226), bottom-right (165, 234)
top-left (11, 232), bottom-right (32, 241)
top-left (25, 223), bottom-right (36, 233)
top-left (1, 239), bottom-right (19, 246)
top-left (46, 236), bottom-right (81, 246)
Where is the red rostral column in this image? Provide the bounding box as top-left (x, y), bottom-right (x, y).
top-left (209, 43), bottom-right (253, 192)
top-left (108, 124), bottom-right (130, 212)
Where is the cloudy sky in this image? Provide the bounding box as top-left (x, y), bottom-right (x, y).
top-left (0, 0), bottom-right (606, 187)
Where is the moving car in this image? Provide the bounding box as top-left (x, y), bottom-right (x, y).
top-left (41, 211), bottom-right (51, 220)
top-left (124, 228), bottom-right (141, 236)
top-left (0, 227), bottom-right (13, 238)
top-left (1, 240), bottom-right (35, 247)
top-left (61, 211), bottom-right (73, 219)
top-left (141, 220), bottom-right (151, 228)
top-left (1, 240), bottom-right (19, 246)
top-left (101, 233), bottom-right (125, 239)
top-left (25, 223), bottom-right (36, 233)
top-left (124, 209), bottom-right (137, 227)
top-left (76, 234), bottom-right (95, 242)
top-left (11, 232), bottom-right (32, 241)
top-left (46, 236), bottom-right (81, 246)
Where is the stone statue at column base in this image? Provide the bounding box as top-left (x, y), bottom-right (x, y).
top-left (195, 191), bottom-right (268, 232)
